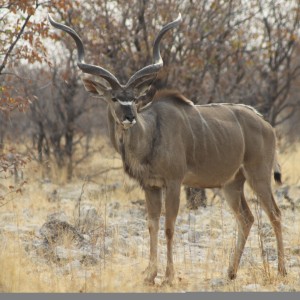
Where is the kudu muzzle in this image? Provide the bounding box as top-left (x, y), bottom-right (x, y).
top-left (121, 103), bottom-right (136, 129)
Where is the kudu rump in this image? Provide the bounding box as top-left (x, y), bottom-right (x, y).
top-left (49, 14), bottom-right (286, 285)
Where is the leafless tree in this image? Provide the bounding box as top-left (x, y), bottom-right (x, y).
top-left (249, 0), bottom-right (300, 126)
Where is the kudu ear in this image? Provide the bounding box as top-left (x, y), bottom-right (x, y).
top-left (82, 76), bottom-right (112, 99)
top-left (136, 85), bottom-right (157, 111)
top-left (133, 74), bottom-right (157, 99)
top-left (133, 76), bottom-right (158, 111)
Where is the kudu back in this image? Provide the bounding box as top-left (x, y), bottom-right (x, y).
top-left (49, 14), bottom-right (286, 285)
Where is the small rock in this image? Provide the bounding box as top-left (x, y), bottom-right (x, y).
top-left (40, 219), bottom-right (84, 246)
top-left (82, 234), bottom-right (91, 242)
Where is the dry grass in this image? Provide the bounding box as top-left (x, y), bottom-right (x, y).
top-left (0, 139), bottom-right (300, 292)
top-left (280, 146), bottom-right (300, 185)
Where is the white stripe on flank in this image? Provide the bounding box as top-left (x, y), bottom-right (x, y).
top-left (118, 100), bottom-right (133, 106)
top-left (195, 103), bottom-right (263, 117)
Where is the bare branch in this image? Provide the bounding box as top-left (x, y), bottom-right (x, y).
top-left (0, 14), bottom-right (32, 74)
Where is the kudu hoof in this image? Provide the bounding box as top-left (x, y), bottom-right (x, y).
top-left (278, 266), bottom-right (287, 277)
top-left (142, 265), bottom-right (157, 286)
top-left (161, 278), bottom-right (173, 287)
top-left (227, 269), bottom-right (237, 280)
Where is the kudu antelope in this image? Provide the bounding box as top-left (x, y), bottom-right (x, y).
top-left (48, 14), bottom-right (286, 285)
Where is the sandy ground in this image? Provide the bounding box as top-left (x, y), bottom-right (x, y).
top-left (0, 142), bottom-right (299, 292)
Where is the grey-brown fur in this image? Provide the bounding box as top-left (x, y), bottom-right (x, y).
top-left (49, 13), bottom-right (286, 286)
top-left (104, 89), bottom-right (286, 283)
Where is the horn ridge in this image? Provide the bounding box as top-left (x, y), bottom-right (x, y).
top-left (48, 14), bottom-right (85, 63)
top-left (48, 14), bottom-right (121, 89)
top-left (153, 13), bottom-right (182, 64)
top-left (126, 13), bottom-right (182, 88)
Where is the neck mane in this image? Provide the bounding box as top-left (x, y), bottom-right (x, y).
top-left (107, 107), bottom-right (159, 187)
top-left (153, 89), bottom-right (194, 106)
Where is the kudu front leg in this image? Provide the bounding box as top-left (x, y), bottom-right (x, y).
top-left (143, 187), bottom-right (162, 285)
top-left (163, 181), bottom-right (181, 285)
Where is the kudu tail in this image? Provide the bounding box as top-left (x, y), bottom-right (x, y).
top-left (273, 152), bottom-right (282, 184)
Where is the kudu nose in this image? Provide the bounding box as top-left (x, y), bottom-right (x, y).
top-left (125, 115), bottom-right (135, 123)
top-left (122, 114), bottom-right (136, 129)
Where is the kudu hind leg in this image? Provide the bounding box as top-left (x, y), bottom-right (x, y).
top-left (223, 171), bottom-right (254, 279)
top-left (247, 177), bottom-right (287, 276)
top-left (144, 187), bottom-right (162, 285)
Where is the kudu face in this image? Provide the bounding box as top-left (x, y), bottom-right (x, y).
top-left (110, 89), bottom-right (138, 129)
top-left (48, 14), bottom-right (181, 130)
top-left (85, 80), bottom-right (139, 129)
top-left (83, 74), bottom-right (155, 129)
